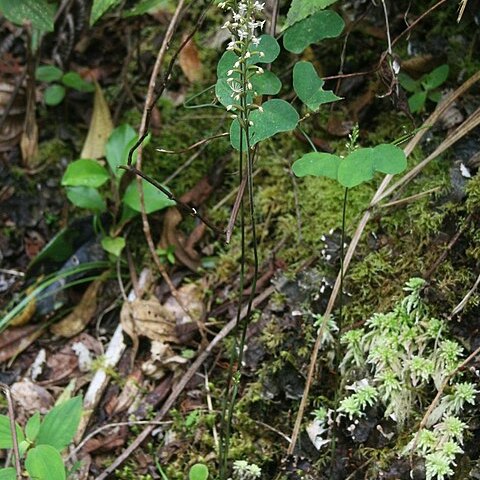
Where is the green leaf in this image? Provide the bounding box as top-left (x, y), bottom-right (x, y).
top-left (90, 0), bottom-right (122, 25)
top-left (292, 152), bottom-right (341, 179)
top-left (293, 61), bottom-right (341, 111)
top-left (285, 0), bottom-right (338, 27)
top-left (189, 463), bottom-right (209, 480)
top-left (66, 186), bottom-right (106, 212)
top-left (123, 180), bottom-right (175, 214)
top-left (0, 0), bottom-right (55, 32)
top-left (216, 51), bottom-right (237, 78)
top-left (408, 90), bottom-right (427, 113)
top-left (229, 99), bottom-right (299, 150)
top-left (105, 124), bottom-right (138, 177)
top-left (251, 70), bottom-right (282, 96)
top-left (44, 85), bottom-right (66, 106)
top-left (337, 148), bottom-right (374, 188)
top-left (0, 468), bottom-right (17, 480)
top-left (25, 445), bottom-right (66, 480)
top-left (36, 66), bottom-right (63, 82)
top-left (398, 72), bottom-right (419, 93)
top-left (101, 236), bottom-right (126, 257)
top-left (249, 34), bottom-right (280, 64)
top-left (427, 90), bottom-right (442, 103)
top-left (123, 0), bottom-right (169, 17)
top-left (421, 64), bottom-right (449, 91)
top-left (62, 159), bottom-right (110, 188)
top-left (36, 397), bottom-right (82, 451)
top-left (283, 10), bottom-right (344, 54)
top-left (0, 415), bottom-right (25, 449)
top-left (371, 144), bottom-right (407, 175)
top-left (62, 72), bottom-right (95, 92)
top-left (26, 412), bottom-right (41, 442)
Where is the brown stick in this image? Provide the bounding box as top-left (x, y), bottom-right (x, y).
top-left (0, 383), bottom-right (22, 479)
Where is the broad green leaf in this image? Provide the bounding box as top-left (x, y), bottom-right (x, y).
top-left (44, 85), bottom-right (66, 106)
top-left (0, 415), bottom-right (25, 449)
top-left (26, 412), bottom-right (41, 442)
top-left (337, 148), bottom-right (374, 188)
top-left (62, 72), bottom-right (95, 92)
top-left (283, 10), bottom-right (344, 54)
top-left (101, 236), bottom-right (126, 257)
top-left (62, 159), bottom-right (109, 188)
top-left (66, 186), bottom-right (106, 212)
top-left (189, 463), bottom-right (209, 480)
top-left (428, 90), bottom-right (442, 103)
top-left (371, 144), bottom-right (407, 175)
top-left (123, 180), bottom-right (175, 214)
top-left (0, 0), bottom-right (55, 32)
top-left (249, 34), bottom-right (280, 64)
top-left (398, 72), bottom-right (419, 93)
top-left (216, 51), bottom-right (237, 78)
top-left (36, 66), bottom-right (63, 82)
top-left (105, 124), bottom-right (137, 177)
top-left (251, 70), bottom-right (282, 96)
top-left (293, 61), bottom-right (341, 111)
top-left (0, 468), bottom-right (16, 480)
top-left (36, 397), bottom-right (82, 451)
top-left (285, 0), bottom-right (338, 27)
top-left (25, 445), bottom-right (66, 480)
top-left (408, 90), bottom-right (427, 113)
top-left (292, 152), bottom-right (341, 179)
top-left (421, 64), bottom-right (449, 91)
top-left (90, 0), bottom-right (121, 25)
top-left (229, 99), bottom-right (299, 150)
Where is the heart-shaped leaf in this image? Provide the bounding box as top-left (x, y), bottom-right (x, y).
top-left (249, 34), bottom-right (280, 64)
top-left (62, 159), bottom-right (109, 188)
top-left (337, 148), bottom-right (374, 187)
top-left (251, 70), bottom-right (282, 96)
top-left (101, 236), bottom-right (126, 257)
top-left (371, 144), bottom-right (407, 175)
top-left (123, 180), bottom-right (175, 214)
top-left (293, 61), bottom-right (341, 111)
top-left (292, 152), bottom-right (341, 179)
top-left (105, 124), bottom-right (138, 178)
top-left (229, 99), bottom-right (299, 150)
top-left (285, 0), bottom-right (338, 27)
top-left (66, 186), bottom-right (106, 212)
top-left (25, 445), bottom-right (66, 480)
top-left (283, 10), bottom-right (344, 54)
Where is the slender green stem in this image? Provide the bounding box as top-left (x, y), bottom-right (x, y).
top-left (329, 186), bottom-right (348, 471)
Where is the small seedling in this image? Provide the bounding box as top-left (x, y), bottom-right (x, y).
top-left (36, 66), bottom-right (95, 106)
top-left (189, 463), bottom-right (209, 480)
top-left (398, 64), bottom-right (449, 113)
top-left (0, 396), bottom-right (83, 480)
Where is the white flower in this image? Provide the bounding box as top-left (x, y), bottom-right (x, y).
top-left (238, 2), bottom-right (247, 15)
top-left (227, 69), bottom-right (234, 76)
top-left (258, 106), bottom-right (263, 112)
top-left (252, 36), bottom-right (260, 46)
top-left (253, 1), bottom-right (265, 12)
top-left (226, 41), bottom-right (236, 51)
top-left (232, 12), bottom-right (241, 21)
top-left (238, 29), bottom-right (248, 40)
top-left (226, 105), bottom-right (234, 111)
top-left (256, 66), bottom-right (264, 74)
top-left (247, 82), bottom-right (253, 90)
top-left (222, 20), bottom-right (230, 29)
top-left (245, 51), bottom-right (251, 58)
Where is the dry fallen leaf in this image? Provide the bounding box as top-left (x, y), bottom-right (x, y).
top-left (51, 278), bottom-right (104, 337)
top-left (0, 324), bottom-right (44, 362)
top-left (80, 81), bottom-right (113, 159)
top-left (11, 379), bottom-right (54, 417)
top-left (179, 34), bottom-right (203, 83)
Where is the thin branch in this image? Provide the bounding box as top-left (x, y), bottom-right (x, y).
top-left (0, 384), bottom-right (21, 479)
top-left (156, 132), bottom-right (228, 154)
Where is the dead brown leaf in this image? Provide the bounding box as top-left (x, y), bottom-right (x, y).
top-left (80, 81), bottom-right (113, 159)
top-left (179, 34), bottom-right (203, 83)
top-left (50, 278), bottom-right (104, 337)
top-left (11, 379), bottom-right (54, 417)
top-left (0, 324), bottom-right (44, 362)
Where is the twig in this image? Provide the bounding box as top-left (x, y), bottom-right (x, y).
top-left (449, 271), bottom-right (480, 319)
top-left (156, 132), bottom-right (228, 154)
top-left (378, 186), bottom-right (441, 209)
top-left (287, 68), bottom-right (480, 454)
top-left (0, 384), bottom-right (22, 479)
top-left (95, 286), bottom-right (275, 479)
